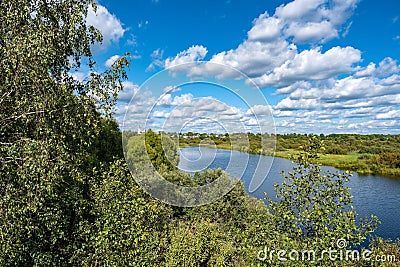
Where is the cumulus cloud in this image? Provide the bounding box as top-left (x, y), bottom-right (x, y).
top-left (152, 96), bottom-right (254, 133)
top-left (354, 62), bottom-right (376, 78)
top-left (275, 0), bottom-right (323, 19)
top-left (163, 0), bottom-right (360, 88)
top-left (347, 120), bottom-right (398, 131)
top-left (210, 40), bottom-right (297, 79)
top-left (275, 97), bottom-right (320, 110)
top-left (105, 55), bottom-right (121, 67)
top-left (251, 46), bottom-right (361, 87)
top-left (86, 5), bottom-right (125, 50)
top-left (376, 57), bottom-right (400, 77)
top-left (118, 81), bottom-right (139, 103)
top-left (376, 109), bottom-right (400, 119)
top-left (269, 68), bottom-right (400, 132)
top-left (285, 21), bottom-right (338, 43)
top-left (276, 0), bottom-right (359, 43)
top-left (150, 0), bottom-right (400, 133)
top-left (156, 93), bottom-right (194, 106)
top-left (246, 105), bottom-right (273, 116)
top-left (273, 72), bottom-right (400, 110)
top-left (118, 90), bottom-right (274, 133)
top-left (165, 45), bottom-right (208, 68)
top-left (248, 13), bottom-right (281, 41)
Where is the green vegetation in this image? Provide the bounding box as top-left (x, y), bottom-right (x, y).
top-left (179, 132), bottom-right (400, 178)
top-left (1, 0), bottom-right (398, 266)
top-left (277, 134), bottom-right (400, 177)
top-left (120, 131), bottom-right (385, 266)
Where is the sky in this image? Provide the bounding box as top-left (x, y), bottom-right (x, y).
top-left (78, 0), bottom-right (400, 134)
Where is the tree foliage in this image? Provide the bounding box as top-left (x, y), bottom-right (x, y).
top-left (74, 160), bottom-right (172, 266)
top-left (266, 134), bottom-right (379, 266)
top-left (0, 0), bottom-right (129, 264)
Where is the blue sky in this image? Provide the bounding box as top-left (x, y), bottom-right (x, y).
top-left (80, 0), bottom-right (400, 134)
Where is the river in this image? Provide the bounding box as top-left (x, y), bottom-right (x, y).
top-left (178, 146), bottom-right (400, 241)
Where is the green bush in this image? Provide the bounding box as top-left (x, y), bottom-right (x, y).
top-left (266, 135), bottom-right (379, 265)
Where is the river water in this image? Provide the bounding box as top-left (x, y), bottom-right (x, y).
top-left (178, 146), bottom-right (400, 241)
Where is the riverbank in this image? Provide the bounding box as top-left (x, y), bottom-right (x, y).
top-left (179, 143), bottom-right (400, 179)
top-left (274, 149), bottom-right (400, 178)
top-left (179, 145), bottom-right (400, 242)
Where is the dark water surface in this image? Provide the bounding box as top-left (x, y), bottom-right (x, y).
top-left (178, 146), bottom-right (400, 240)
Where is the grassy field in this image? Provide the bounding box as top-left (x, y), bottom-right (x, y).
top-left (275, 149), bottom-right (400, 178)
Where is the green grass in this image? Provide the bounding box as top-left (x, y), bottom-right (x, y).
top-left (274, 149), bottom-right (300, 159)
top-left (275, 149), bottom-right (400, 178)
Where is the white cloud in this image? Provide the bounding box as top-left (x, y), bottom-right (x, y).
top-left (164, 0), bottom-right (360, 87)
top-left (273, 109), bottom-right (295, 117)
top-left (347, 120), bottom-right (398, 130)
top-left (268, 65), bottom-right (400, 132)
top-left (157, 97), bottom-right (251, 132)
top-left (285, 21), bottom-right (338, 43)
top-left (86, 5), bottom-right (125, 50)
top-left (376, 110), bottom-right (400, 119)
top-left (163, 85), bottom-right (181, 93)
top-left (105, 55), bottom-right (121, 67)
top-left (118, 91), bottom-right (274, 133)
top-left (138, 20), bottom-right (149, 29)
top-left (275, 0), bottom-right (323, 19)
top-left (275, 97), bottom-right (320, 110)
top-left (157, 94), bottom-right (173, 106)
top-left (342, 21), bottom-right (353, 37)
top-left (247, 118), bottom-right (258, 126)
top-left (274, 81), bottom-right (311, 95)
top-left (126, 34), bottom-right (137, 46)
top-left (171, 94), bottom-right (194, 106)
top-left (70, 71), bottom-right (87, 82)
top-left (273, 74), bottom-right (400, 112)
top-left (251, 46), bottom-right (361, 87)
top-left (246, 105), bottom-right (273, 116)
top-left (380, 74), bottom-right (400, 86)
top-left (141, 0), bottom-right (400, 133)
top-left (354, 58), bottom-right (400, 79)
top-left (165, 45), bottom-right (208, 68)
top-left (275, 0), bottom-right (359, 43)
top-left (156, 93), bottom-right (194, 106)
top-left (354, 62), bottom-right (376, 78)
top-left (118, 81), bottom-right (139, 103)
top-left (152, 110), bottom-right (169, 118)
top-left (248, 13), bottom-right (281, 41)
top-left (376, 57), bottom-right (400, 77)
top-left (210, 40), bottom-right (297, 79)
top-left (146, 49), bottom-right (165, 72)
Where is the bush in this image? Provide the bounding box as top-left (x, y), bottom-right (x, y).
top-left (325, 145), bottom-right (348, 155)
top-left (266, 135), bottom-right (379, 262)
